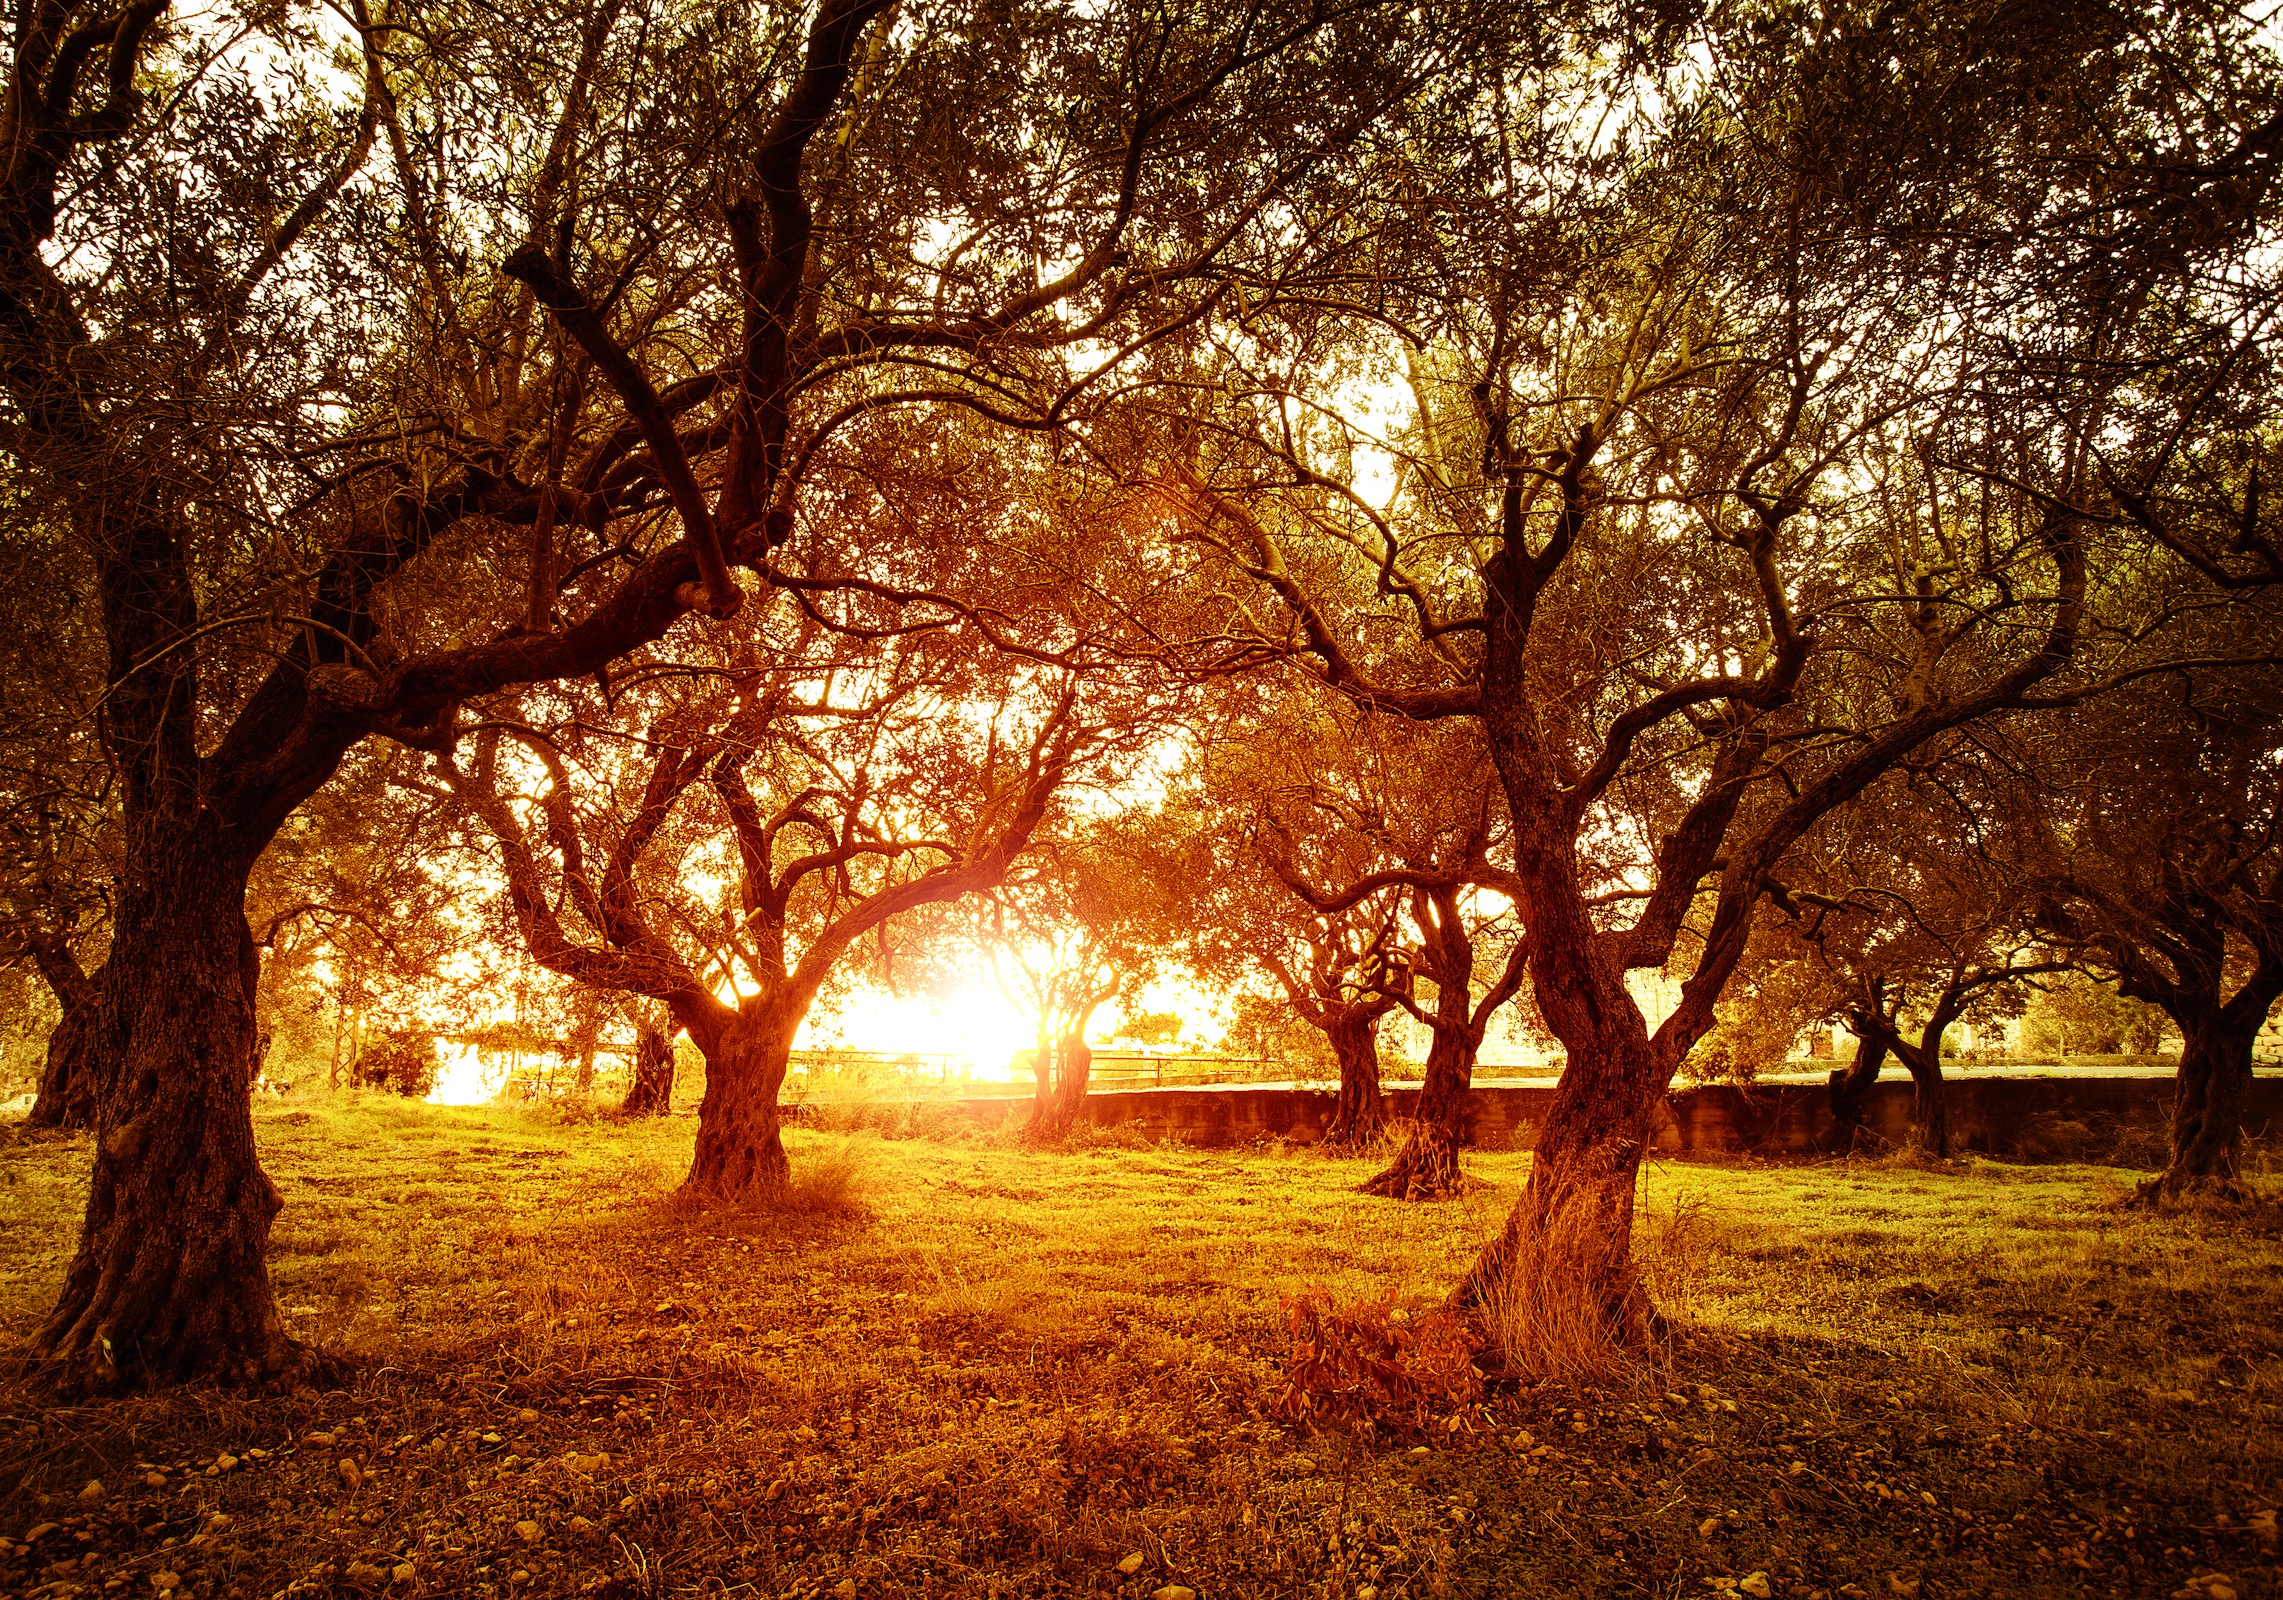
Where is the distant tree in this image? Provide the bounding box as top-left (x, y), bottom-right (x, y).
top-left (1114, 1011), bottom-right (1185, 1049)
top-left (2025, 662), bottom-right (2283, 1200)
top-left (1249, 718), bottom-right (1527, 1194)
top-left (2016, 972), bottom-right (2169, 1060)
top-left (620, 1012), bottom-right (679, 1116)
top-left (450, 648), bottom-right (1093, 1196)
top-left (1147, 694), bottom-right (1424, 1147)
top-left (1760, 762), bottom-right (2066, 1156)
top-left (986, 828), bottom-right (1161, 1141)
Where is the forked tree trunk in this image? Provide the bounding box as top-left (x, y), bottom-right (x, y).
top-left (1321, 1006), bottom-right (1385, 1148)
top-left (1362, 1024), bottom-right (1476, 1198)
top-left (2142, 1009), bottom-right (2261, 1201)
top-left (684, 1011), bottom-right (795, 1200)
top-left (32, 838), bottom-right (321, 1394)
top-left (621, 1024), bottom-right (676, 1116)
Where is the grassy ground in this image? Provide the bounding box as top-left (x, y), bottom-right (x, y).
top-left (0, 1098), bottom-right (2278, 1600)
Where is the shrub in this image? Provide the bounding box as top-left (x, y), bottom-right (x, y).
top-left (1273, 1287), bottom-right (1483, 1437)
top-left (351, 1033), bottom-right (437, 1099)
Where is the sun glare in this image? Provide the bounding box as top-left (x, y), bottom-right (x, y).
top-left (425, 1043), bottom-right (508, 1106)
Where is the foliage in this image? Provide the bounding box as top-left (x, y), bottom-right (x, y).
top-left (1273, 1288), bottom-right (1484, 1439)
top-left (2020, 974), bottom-right (2171, 1059)
top-left (349, 1033), bottom-right (439, 1099)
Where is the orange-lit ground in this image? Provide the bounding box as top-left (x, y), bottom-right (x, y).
top-left (2, 1098), bottom-right (2277, 1599)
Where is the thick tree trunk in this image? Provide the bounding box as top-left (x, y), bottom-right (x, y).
top-left (1027, 1031), bottom-right (1093, 1141)
top-left (1896, 1038), bottom-right (1949, 1158)
top-left (32, 840), bottom-right (322, 1394)
top-left (1362, 1024), bottom-right (1474, 1198)
top-left (2142, 1010), bottom-right (2260, 1201)
top-left (1453, 1023), bottom-right (1662, 1345)
top-left (684, 1011), bottom-right (793, 1200)
top-left (620, 1023), bottom-right (676, 1116)
top-left (1052, 1031), bottom-right (1092, 1130)
top-left (1321, 1006), bottom-right (1385, 1148)
top-left (1827, 1033), bottom-right (1886, 1151)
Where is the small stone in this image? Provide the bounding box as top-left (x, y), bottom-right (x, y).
top-left (151, 1574), bottom-right (180, 1592)
top-left (338, 1457), bottom-right (364, 1490)
top-left (305, 1431), bottom-right (335, 1446)
top-left (518, 1408), bottom-right (540, 1424)
top-left (1887, 1579), bottom-right (1920, 1599)
top-left (1151, 1587), bottom-right (1198, 1600)
top-left (79, 1479), bottom-right (105, 1502)
top-left (25, 1522), bottom-right (57, 1543)
top-left (392, 1562), bottom-right (416, 1582)
top-left (1118, 1552), bottom-right (1146, 1575)
top-left (2208, 1586), bottom-right (2239, 1600)
top-left (213, 1454), bottom-right (237, 1472)
top-left (511, 1570), bottom-right (530, 1584)
top-left (1699, 1516), bottom-right (1722, 1538)
top-left (1408, 1445), bottom-right (1430, 1457)
top-left (207, 1514), bottom-right (231, 1531)
top-left (1740, 1575), bottom-right (1773, 1599)
top-left (143, 1472), bottom-right (168, 1489)
top-left (566, 1516), bottom-right (593, 1533)
top-left (343, 1561), bottom-right (386, 1585)
top-left (515, 1520), bottom-right (542, 1544)
top-left (1359, 1588), bottom-right (1380, 1600)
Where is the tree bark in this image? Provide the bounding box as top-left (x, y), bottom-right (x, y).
top-left (26, 950), bottom-right (99, 1130)
top-left (1052, 1030), bottom-right (1093, 1131)
top-left (1028, 1031), bottom-right (1094, 1141)
top-left (621, 1022), bottom-right (677, 1115)
top-left (31, 837), bottom-right (325, 1394)
top-left (1361, 1022), bottom-right (1475, 1198)
top-left (1451, 1021), bottom-right (1663, 1341)
top-left (1827, 1033), bottom-right (1886, 1151)
top-left (1896, 1031), bottom-right (1950, 1158)
top-left (684, 1010), bottom-right (794, 1200)
top-left (2143, 1008), bottom-right (2261, 1201)
top-left (1321, 1004), bottom-right (1386, 1147)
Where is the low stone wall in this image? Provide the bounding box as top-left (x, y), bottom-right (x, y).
top-left (954, 1073), bottom-right (2283, 1160)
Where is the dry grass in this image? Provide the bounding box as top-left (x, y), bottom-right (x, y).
top-left (1479, 1201), bottom-right (1640, 1388)
top-left (0, 1098), bottom-right (2277, 1600)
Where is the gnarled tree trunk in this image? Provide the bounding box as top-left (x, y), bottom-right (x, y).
top-left (685, 1010), bottom-right (795, 1200)
top-left (2144, 1008), bottom-right (2261, 1201)
top-left (1028, 1032), bottom-right (1092, 1141)
top-left (32, 835), bottom-right (322, 1394)
top-left (1896, 1036), bottom-right (1950, 1158)
top-left (621, 1022), bottom-right (677, 1115)
top-left (27, 952), bottom-right (99, 1130)
top-left (1453, 1018), bottom-right (1663, 1344)
top-left (1827, 1033), bottom-right (1886, 1151)
top-left (1321, 1005), bottom-right (1386, 1148)
top-left (1362, 1024), bottom-right (1475, 1198)
top-left (1051, 1031), bottom-right (1093, 1132)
